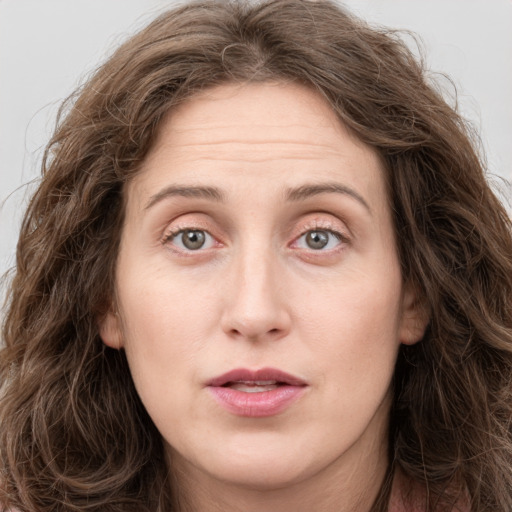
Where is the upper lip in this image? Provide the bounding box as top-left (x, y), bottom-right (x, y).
top-left (207, 367), bottom-right (307, 387)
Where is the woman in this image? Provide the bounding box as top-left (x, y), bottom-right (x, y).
top-left (1, 1), bottom-right (511, 510)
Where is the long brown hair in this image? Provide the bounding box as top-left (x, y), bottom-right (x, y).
top-left (1, 1), bottom-right (511, 510)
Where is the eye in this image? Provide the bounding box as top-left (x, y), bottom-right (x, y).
top-left (295, 230), bottom-right (343, 250)
top-left (165, 229), bottom-right (215, 251)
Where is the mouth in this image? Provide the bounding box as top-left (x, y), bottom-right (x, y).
top-left (207, 367), bottom-right (308, 417)
top-left (223, 380), bottom-right (285, 393)
top-left (208, 367), bottom-right (307, 389)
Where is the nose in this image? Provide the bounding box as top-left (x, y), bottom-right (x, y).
top-left (220, 249), bottom-right (291, 342)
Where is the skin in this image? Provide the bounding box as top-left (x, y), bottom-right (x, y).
top-left (100, 82), bottom-right (427, 512)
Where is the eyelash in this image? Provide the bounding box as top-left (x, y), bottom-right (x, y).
top-left (290, 218), bottom-right (350, 253)
top-left (162, 227), bottom-right (217, 251)
top-left (161, 222), bottom-right (350, 254)
top-left (293, 229), bottom-right (346, 251)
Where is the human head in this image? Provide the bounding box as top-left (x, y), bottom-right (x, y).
top-left (1, 1), bottom-right (511, 510)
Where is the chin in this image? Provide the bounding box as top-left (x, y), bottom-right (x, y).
top-left (210, 457), bottom-right (312, 491)
top-left (169, 435), bottom-right (319, 491)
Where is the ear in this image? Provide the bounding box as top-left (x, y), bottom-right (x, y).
top-left (399, 284), bottom-right (430, 346)
top-left (98, 311), bottom-right (124, 349)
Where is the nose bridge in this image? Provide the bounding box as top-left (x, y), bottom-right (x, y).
top-left (221, 237), bottom-right (290, 340)
top-left (238, 245), bottom-right (275, 307)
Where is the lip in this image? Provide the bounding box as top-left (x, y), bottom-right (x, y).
top-left (207, 367), bottom-right (308, 418)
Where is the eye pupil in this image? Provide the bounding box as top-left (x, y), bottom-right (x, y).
top-left (182, 230), bottom-right (206, 250)
top-left (306, 231), bottom-right (329, 249)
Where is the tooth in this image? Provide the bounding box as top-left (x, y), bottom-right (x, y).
top-left (233, 380), bottom-right (277, 386)
top-left (230, 383), bottom-right (279, 392)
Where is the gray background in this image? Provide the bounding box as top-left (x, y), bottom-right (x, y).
top-left (1, 0), bottom-right (511, 279)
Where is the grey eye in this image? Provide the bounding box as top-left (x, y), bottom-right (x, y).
top-left (178, 230), bottom-right (207, 250)
top-left (165, 228), bottom-right (216, 252)
top-left (305, 231), bottom-right (329, 249)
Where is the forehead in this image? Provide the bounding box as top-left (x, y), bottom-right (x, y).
top-left (126, 82), bottom-right (387, 214)
top-left (148, 82), bottom-right (370, 161)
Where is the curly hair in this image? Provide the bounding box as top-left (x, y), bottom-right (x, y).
top-left (1, 1), bottom-right (511, 510)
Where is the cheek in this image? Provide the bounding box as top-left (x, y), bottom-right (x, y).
top-left (120, 260), bottom-right (218, 338)
top-left (293, 266), bottom-right (403, 390)
top-left (116, 269), bottom-right (216, 397)
top-left (296, 264), bottom-right (403, 339)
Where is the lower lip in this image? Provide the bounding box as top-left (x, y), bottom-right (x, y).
top-left (208, 385), bottom-right (306, 417)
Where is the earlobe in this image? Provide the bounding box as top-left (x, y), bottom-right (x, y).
top-left (399, 285), bottom-right (430, 346)
top-left (98, 311), bottom-right (124, 349)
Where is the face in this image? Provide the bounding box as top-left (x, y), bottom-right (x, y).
top-left (100, 82), bottom-right (426, 494)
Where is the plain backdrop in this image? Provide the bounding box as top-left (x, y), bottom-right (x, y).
top-left (1, 0), bottom-right (511, 279)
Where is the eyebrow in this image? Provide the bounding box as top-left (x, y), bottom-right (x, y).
top-left (145, 185), bottom-right (226, 210)
top-left (285, 182), bottom-right (371, 214)
top-left (144, 181), bottom-right (371, 214)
